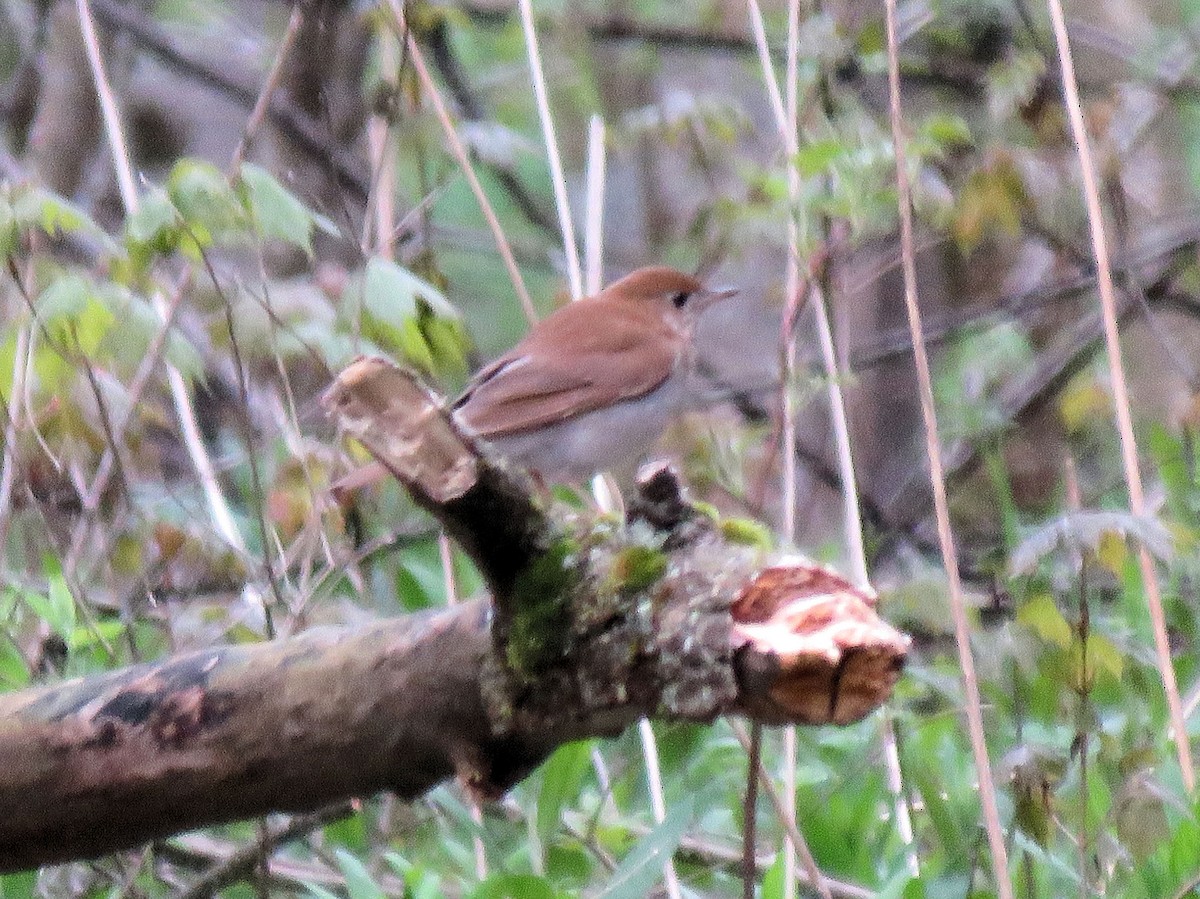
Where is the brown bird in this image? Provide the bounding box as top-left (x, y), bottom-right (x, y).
top-left (332, 265), bottom-right (737, 494)
top-left (454, 266), bottom-right (736, 482)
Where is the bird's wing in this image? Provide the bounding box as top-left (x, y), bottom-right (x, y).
top-left (455, 301), bottom-right (679, 437)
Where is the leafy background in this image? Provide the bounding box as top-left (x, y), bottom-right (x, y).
top-left (4, 0), bottom-right (1200, 896)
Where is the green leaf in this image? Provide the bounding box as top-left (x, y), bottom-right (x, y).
top-left (398, 317), bottom-right (436, 374)
top-left (238, 163), bottom-right (315, 255)
top-left (333, 849), bottom-right (386, 899)
top-left (918, 112), bottom-right (972, 150)
top-left (1177, 100), bottom-right (1200, 195)
top-left (905, 751), bottom-right (967, 860)
top-left (1017, 593), bottom-right (1071, 649)
top-left (952, 156), bottom-right (1029, 254)
top-left (1006, 745), bottom-right (1060, 847)
top-left (383, 852), bottom-right (442, 899)
top-left (305, 887), bottom-right (340, 899)
top-left (468, 874), bottom-right (558, 899)
top-left (1010, 510), bottom-right (1173, 575)
top-left (719, 516), bottom-right (773, 549)
top-left (68, 619), bottom-right (126, 651)
top-left (1073, 633), bottom-right (1124, 687)
top-left (125, 188), bottom-right (180, 247)
top-left (0, 638), bottom-right (29, 690)
top-left (1115, 773), bottom-right (1172, 862)
top-left (14, 573), bottom-right (76, 642)
top-left (598, 796), bottom-right (695, 899)
top-left (760, 846), bottom-right (787, 899)
top-left (608, 545), bottom-right (668, 592)
top-left (422, 314), bottom-right (471, 381)
top-left (536, 740), bottom-right (594, 843)
top-left (167, 158), bottom-right (245, 243)
top-left (794, 138), bottom-right (848, 177)
top-left (0, 871), bottom-right (38, 898)
top-left (73, 297), bottom-right (117, 357)
top-left (364, 257), bottom-right (460, 321)
top-left (14, 187), bottom-right (80, 236)
top-left (37, 273), bottom-right (92, 319)
top-left (0, 195), bottom-right (15, 258)
top-left (7, 185), bottom-right (115, 251)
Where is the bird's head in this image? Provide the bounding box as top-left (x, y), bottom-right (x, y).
top-left (604, 266), bottom-right (739, 318)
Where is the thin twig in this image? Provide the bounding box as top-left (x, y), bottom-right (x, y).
top-left (382, 0), bottom-right (537, 324)
top-left (745, 0), bottom-right (917, 885)
top-left (75, 0), bottom-right (245, 553)
top-left (746, 0), bottom-right (789, 154)
top-left (1064, 457), bottom-right (1092, 898)
top-left (743, 4), bottom-right (802, 893)
top-left (198, 245), bottom-right (285, 634)
top-left (65, 270), bottom-right (191, 572)
top-left (229, 4), bottom-right (304, 173)
top-left (177, 804), bottom-right (353, 899)
top-left (882, 0), bottom-right (1013, 894)
top-left (730, 721), bottom-right (834, 899)
top-left (75, 0), bottom-right (136, 212)
top-left (577, 114), bottom-right (624, 820)
top-left (361, 23), bottom-right (400, 259)
top-left (618, 820), bottom-right (875, 899)
top-left (638, 718), bottom-right (683, 899)
top-left (584, 115), bottom-right (606, 296)
top-left (517, 0), bottom-right (582, 300)
top-left (1046, 0), bottom-right (1195, 792)
top-left (742, 719), bottom-right (761, 899)
top-left (0, 327), bottom-right (29, 558)
top-left (781, 8), bottom-right (801, 892)
top-left (87, 0), bottom-right (369, 198)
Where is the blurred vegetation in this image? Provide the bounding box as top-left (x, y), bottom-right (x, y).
top-left (4, 0), bottom-right (1200, 896)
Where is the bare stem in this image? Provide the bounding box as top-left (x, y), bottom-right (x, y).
top-left (639, 718), bottom-right (683, 899)
top-left (743, 720), bottom-right (761, 899)
top-left (731, 721), bottom-right (833, 899)
top-left (75, 0), bottom-right (246, 557)
top-left (584, 115), bottom-right (606, 296)
top-left (882, 0), bottom-right (1012, 893)
top-left (384, 1), bottom-right (537, 325)
top-left (0, 328), bottom-right (29, 558)
top-left (745, 0), bottom-right (916, 886)
top-left (229, 3), bottom-right (304, 174)
top-left (1045, 0), bottom-right (1195, 793)
top-left (518, 0), bottom-right (582, 300)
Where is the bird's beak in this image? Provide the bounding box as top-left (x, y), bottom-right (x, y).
top-left (695, 285), bottom-right (739, 312)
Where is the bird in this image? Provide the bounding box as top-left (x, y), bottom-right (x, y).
top-left (453, 266), bottom-right (737, 483)
top-left (332, 265), bottom-right (737, 494)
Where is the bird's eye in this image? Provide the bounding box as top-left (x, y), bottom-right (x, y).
top-left (671, 291), bottom-right (690, 309)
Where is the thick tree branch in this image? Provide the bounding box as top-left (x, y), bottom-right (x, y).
top-left (0, 357), bottom-right (907, 873)
top-left (0, 600), bottom-right (512, 871)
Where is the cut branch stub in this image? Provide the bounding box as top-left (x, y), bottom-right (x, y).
top-left (322, 355), bottom-right (477, 503)
top-left (732, 564), bottom-right (909, 725)
top-left (321, 354), bottom-right (551, 602)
